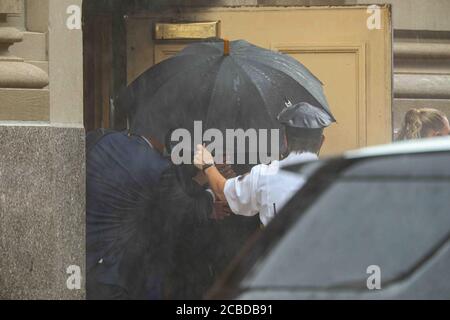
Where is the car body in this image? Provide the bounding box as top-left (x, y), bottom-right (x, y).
top-left (209, 137), bottom-right (450, 300)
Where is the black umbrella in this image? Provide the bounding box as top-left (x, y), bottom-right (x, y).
top-left (119, 39), bottom-right (335, 143)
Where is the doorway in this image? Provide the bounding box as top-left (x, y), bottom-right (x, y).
top-left (83, 4), bottom-right (393, 156)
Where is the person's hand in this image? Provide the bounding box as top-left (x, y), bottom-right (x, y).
top-left (210, 200), bottom-right (233, 221)
top-left (193, 144), bottom-right (214, 170)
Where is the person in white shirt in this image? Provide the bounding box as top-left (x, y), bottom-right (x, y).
top-left (194, 102), bottom-right (335, 226)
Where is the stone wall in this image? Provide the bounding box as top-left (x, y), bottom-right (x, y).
top-left (0, 125), bottom-right (85, 300)
top-left (0, 0), bottom-right (85, 300)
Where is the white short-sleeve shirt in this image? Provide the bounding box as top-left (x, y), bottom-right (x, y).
top-left (224, 152), bottom-right (318, 226)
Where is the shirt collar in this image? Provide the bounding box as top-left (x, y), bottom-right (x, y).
top-left (280, 152), bottom-right (318, 167)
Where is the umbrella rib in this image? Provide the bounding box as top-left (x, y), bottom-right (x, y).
top-left (232, 58), bottom-right (280, 126)
top-left (241, 54), bottom-right (322, 90)
top-left (132, 55), bottom-right (220, 123)
top-left (238, 56), bottom-right (333, 118)
top-left (238, 55), bottom-right (330, 112)
top-left (127, 55), bottom-right (212, 117)
top-left (149, 57), bottom-right (217, 97)
top-left (204, 58), bottom-right (230, 128)
top-left (241, 49), bottom-right (324, 85)
top-left (236, 58), bottom-right (288, 106)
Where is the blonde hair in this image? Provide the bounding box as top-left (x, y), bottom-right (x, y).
top-left (397, 108), bottom-right (448, 140)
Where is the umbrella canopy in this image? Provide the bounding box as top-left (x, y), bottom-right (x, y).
top-left (277, 102), bottom-right (335, 129)
top-left (119, 39), bottom-right (335, 143)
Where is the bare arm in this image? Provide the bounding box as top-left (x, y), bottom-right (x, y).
top-left (193, 145), bottom-right (230, 201)
top-left (203, 166), bottom-right (227, 201)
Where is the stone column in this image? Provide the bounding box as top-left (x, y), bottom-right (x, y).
top-left (0, 0), bottom-right (49, 121)
top-left (0, 0), bottom-right (85, 300)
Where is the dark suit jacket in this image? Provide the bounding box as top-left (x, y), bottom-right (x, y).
top-left (86, 131), bottom-right (171, 297)
top-left (86, 131), bottom-right (214, 299)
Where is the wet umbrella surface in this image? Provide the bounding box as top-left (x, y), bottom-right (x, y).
top-left (119, 39), bottom-right (335, 142)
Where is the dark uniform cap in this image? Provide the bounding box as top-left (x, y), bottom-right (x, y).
top-left (277, 101), bottom-right (335, 129)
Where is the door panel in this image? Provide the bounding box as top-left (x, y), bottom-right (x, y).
top-left (127, 6), bottom-right (392, 156)
top-left (275, 44), bottom-right (366, 155)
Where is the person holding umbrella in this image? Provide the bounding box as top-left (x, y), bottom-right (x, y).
top-left (193, 102), bottom-right (335, 226)
top-left (86, 130), bottom-right (226, 300)
top-left (113, 38), bottom-right (337, 294)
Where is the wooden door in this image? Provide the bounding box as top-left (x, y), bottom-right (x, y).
top-left (127, 5), bottom-right (392, 155)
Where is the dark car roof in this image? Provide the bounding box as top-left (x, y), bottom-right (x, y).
top-left (209, 138), bottom-right (450, 300)
top-left (286, 136), bottom-right (450, 177)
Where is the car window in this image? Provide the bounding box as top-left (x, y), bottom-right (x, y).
top-left (241, 161), bottom-right (450, 290)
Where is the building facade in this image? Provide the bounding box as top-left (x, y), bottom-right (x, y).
top-left (0, 0), bottom-right (449, 299)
